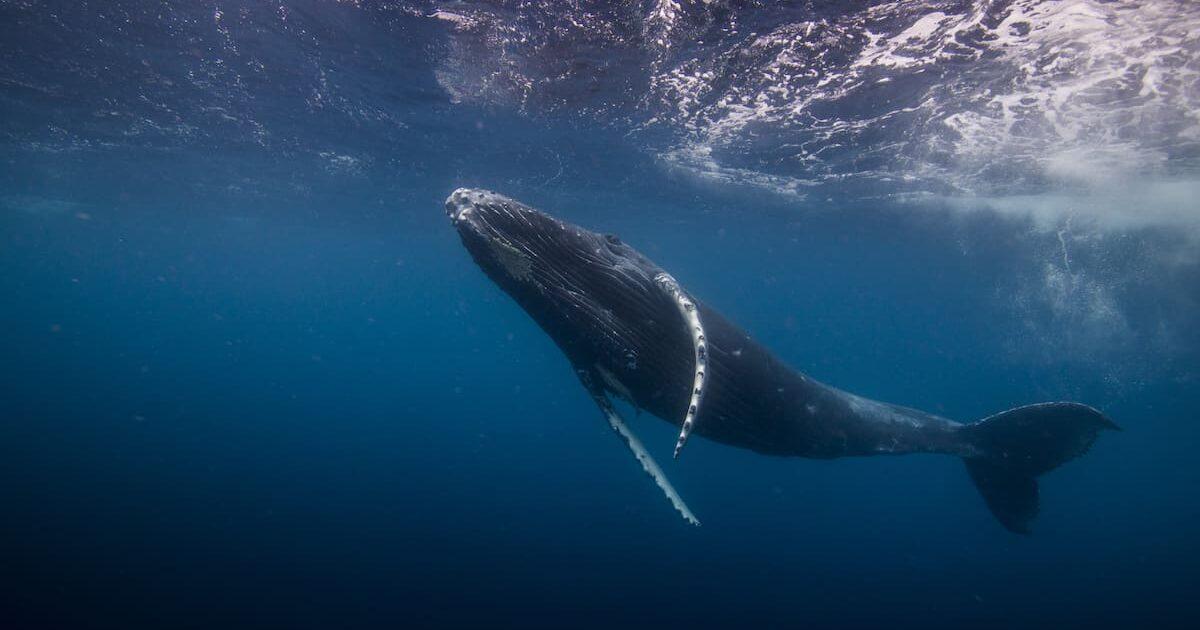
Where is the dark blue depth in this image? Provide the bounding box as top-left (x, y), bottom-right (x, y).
top-left (2, 1), bottom-right (1198, 628)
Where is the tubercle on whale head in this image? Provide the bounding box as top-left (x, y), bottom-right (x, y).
top-left (445, 187), bottom-right (506, 224)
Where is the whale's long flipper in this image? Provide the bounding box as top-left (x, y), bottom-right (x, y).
top-left (578, 369), bottom-right (700, 526)
top-left (654, 272), bottom-right (707, 460)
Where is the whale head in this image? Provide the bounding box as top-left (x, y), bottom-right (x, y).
top-left (446, 187), bottom-right (671, 366)
top-left (446, 187), bottom-right (652, 287)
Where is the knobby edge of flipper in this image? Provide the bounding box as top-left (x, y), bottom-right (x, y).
top-left (578, 369), bottom-right (701, 526)
top-left (653, 272), bottom-right (707, 460)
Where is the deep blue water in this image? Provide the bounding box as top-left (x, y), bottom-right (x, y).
top-left (3, 1), bottom-right (1200, 628)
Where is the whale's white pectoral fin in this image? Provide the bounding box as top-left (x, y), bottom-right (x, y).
top-left (602, 399), bottom-right (702, 527)
top-left (654, 272), bottom-right (707, 460)
top-left (579, 370), bottom-right (701, 526)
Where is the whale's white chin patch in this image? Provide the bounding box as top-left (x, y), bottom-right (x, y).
top-left (487, 237), bottom-right (533, 281)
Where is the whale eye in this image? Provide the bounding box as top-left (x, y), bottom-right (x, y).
top-left (604, 233), bottom-right (621, 245)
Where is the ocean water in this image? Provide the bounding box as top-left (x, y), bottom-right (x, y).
top-left (2, 1), bottom-right (1199, 628)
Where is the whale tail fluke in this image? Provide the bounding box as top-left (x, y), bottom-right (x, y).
top-left (962, 402), bottom-right (1120, 534)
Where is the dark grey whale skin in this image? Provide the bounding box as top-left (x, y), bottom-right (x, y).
top-left (447, 188), bottom-right (966, 458)
top-left (446, 188), bottom-right (1118, 533)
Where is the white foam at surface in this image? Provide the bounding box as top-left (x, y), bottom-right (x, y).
top-left (427, 0), bottom-right (1199, 230)
top-left (650, 0), bottom-right (1199, 226)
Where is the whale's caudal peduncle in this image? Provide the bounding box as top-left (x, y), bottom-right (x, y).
top-left (654, 272), bottom-right (707, 460)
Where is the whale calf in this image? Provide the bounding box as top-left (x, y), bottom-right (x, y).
top-left (446, 188), bottom-right (1119, 533)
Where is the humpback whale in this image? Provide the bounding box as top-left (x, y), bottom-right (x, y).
top-left (446, 188), bottom-right (1119, 534)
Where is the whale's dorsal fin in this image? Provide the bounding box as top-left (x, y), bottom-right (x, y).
top-left (654, 272), bottom-right (707, 460)
top-left (578, 369), bottom-right (700, 526)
